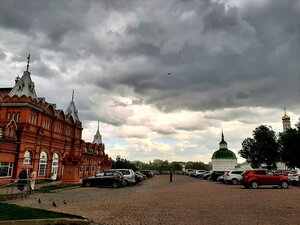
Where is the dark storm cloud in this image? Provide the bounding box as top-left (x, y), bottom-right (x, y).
top-left (1, 0), bottom-right (300, 116)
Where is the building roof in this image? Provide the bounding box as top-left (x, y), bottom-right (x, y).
top-left (9, 71), bottom-right (37, 99)
top-left (92, 121), bottom-right (102, 144)
top-left (65, 90), bottom-right (80, 122)
top-left (282, 113), bottom-right (290, 121)
top-left (212, 149), bottom-right (237, 159)
top-left (0, 88), bottom-right (12, 101)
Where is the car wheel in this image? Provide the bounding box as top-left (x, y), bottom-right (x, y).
top-left (280, 181), bottom-right (289, 189)
top-left (84, 181), bottom-right (92, 187)
top-left (124, 180), bottom-right (130, 186)
top-left (251, 181), bottom-right (259, 189)
top-left (231, 179), bottom-right (238, 185)
top-left (112, 181), bottom-right (119, 188)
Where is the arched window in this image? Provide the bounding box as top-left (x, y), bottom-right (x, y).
top-left (51, 153), bottom-right (59, 180)
top-left (38, 151), bottom-right (48, 176)
top-left (23, 150), bottom-right (32, 165)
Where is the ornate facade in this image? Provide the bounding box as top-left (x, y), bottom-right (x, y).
top-left (0, 56), bottom-right (111, 185)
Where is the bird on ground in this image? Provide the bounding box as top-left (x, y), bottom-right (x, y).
top-left (63, 200), bottom-right (67, 205)
top-left (52, 201), bottom-right (57, 207)
top-left (38, 198), bottom-right (41, 204)
top-left (168, 72), bottom-right (171, 75)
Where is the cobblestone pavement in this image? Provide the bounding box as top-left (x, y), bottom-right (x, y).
top-left (8, 175), bottom-right (300, 225)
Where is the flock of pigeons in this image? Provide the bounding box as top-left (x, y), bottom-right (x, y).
top-left (37, 198), bottom-right (67, 207)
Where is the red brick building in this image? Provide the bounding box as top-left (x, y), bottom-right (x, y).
top-left (0, 56), bottom-right (112, 185)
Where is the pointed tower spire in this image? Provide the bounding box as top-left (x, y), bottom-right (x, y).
top-left (26, 54), bottom-right (30, 72)
top-left (92, 121), bottom-right (102, 144)
top-left (219, 130), bottom-right (228, 149)
top-left (9, 54), bottom-right (37, 99)
top-left (65, 89), bottom-right (80, 122)
top-left (72, 89), bottom-right (74, 102)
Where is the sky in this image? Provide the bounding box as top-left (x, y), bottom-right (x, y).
top-left (0, 0), bottom-right (300, 164)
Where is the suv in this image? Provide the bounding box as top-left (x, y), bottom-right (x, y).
top-left (224, 170), bottom-right (244, 185)
top-left (112, 169), bottom-right (136, 186)
top-left (241, 169), bottom-right (290, 189)
top-left (288, 170), bottom-right (300, 186)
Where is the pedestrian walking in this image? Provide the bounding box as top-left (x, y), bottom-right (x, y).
top-left (17, 169), bottom-right (27, 191)
top-left (29, 168), bottom-right (37, 192)
top-left (169, 169), bottom-right (173, 182)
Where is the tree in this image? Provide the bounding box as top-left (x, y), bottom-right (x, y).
top-left (279, 128), bottom-right (300, 168)
top-left (239, 125), bottom-right (279, 169)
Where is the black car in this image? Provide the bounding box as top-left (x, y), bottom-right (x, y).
top-left (82, 170), bottom-right (124, 188)
top-left (210, 171), bottom-right (225, 181)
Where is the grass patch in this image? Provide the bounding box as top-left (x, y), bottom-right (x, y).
top-left (36, 183), bottom-right (81, 193)
top-left (0, 202), bottom-right (84, 221)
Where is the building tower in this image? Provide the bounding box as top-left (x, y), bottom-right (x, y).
top-left (282, 108), bottom-right (291, 132)
top-left (92, 121), bottom-right (102, 144)
top-left (211, 131), bottom-right (237, 171)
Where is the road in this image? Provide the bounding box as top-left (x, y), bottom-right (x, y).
top-left (9, 175), bottom-right (300, 225)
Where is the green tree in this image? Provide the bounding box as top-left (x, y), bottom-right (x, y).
top-left (239, 125), bottom-right (279, 169)
top-left (279, 128), bottom-right (300, 168)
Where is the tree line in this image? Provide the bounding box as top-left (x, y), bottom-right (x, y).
top-left (112, 158), bottom-right (211, 173)
top-left (239, 125), bottom-right (300, 169)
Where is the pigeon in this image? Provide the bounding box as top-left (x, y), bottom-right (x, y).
top-left (63, 200), bottom-right (67, 205)
top-left (38, 198), bottom-right (41, 204)
top-left (52, 201), bottom-right (57, 207)
top-left (168, 72), bottom-right (171, 75)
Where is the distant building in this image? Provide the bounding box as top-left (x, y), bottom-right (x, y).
top-left (0, 56), bottom-right (111, 185)
top-left (211, 132), bottom-right (237, 171)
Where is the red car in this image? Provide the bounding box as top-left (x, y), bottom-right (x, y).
top-left (241, 169), bottom-right (290, 189)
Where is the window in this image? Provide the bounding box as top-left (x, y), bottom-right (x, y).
top-left (51, 153), bottom-right (59, 177)
top-left (254, 170), bottom-right (266, 175)
top-left (0, 162), bottom-right (13, 177)
top-left (80, 165), bottom-right (84, 173)
top-left (23, 150), bottom-right (32, 165)
top-left (29, 114), bottom-right (37, 125)
top-left (38, 152), bottom-right (48, 176)
top-left (92, 165), bottom-right (96, 172)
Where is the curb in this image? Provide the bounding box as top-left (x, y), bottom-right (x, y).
top-left (0, 218), bottom-right (90, 225)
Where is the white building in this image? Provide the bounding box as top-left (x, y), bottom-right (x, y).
top-left (211, 132), bottom-right (237, 171)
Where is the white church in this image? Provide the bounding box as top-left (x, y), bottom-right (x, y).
top-left (211, 111), bottom-right (300, 171)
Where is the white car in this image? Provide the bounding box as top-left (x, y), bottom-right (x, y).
top-left (185, 169), bottom-right (195, 176)
top-left (288, 170), bottom-right (300, 185)
top-left (111, 169), bottom-right (136, 185)
top-left (193, 170), bottom-right (207, 178)
top-left (224, 170), bottom-right (244, 185)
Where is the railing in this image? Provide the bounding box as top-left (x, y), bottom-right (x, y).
top-left (0, 178), bottom-right (56, 200)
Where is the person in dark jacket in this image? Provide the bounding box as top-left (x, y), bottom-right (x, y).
top-left (17, 169), bottom-right (27, 191)
top-left (169, 168), bottom-right (173, 182)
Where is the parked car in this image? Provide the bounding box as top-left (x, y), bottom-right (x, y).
top-left (217, 175), bottom-right (225, 183)
top-left (224, 170), bottom-right (244, 185)
top-left (135, 171), bottom-right (147, 180)
top-left (185, 169), bottom-right (195, 176)
top-left (241, 169), bottom-right (290, 189)
top-left (210, 171), bottom-right (225, 181)
top-left (82, 170), bottom-right (124, 188)
top-left (288, 170), bottom-right (300, 186)
top-left (202, 171), bottom-right (212, 179)
top-left (139, 170), bottom-right (153, 178)
top-left (96, 171), bottom-right (105, 177)
top-left (192, 170), bottom-right (207, 178)
top-left (111, 169), bottom-right (136, 186)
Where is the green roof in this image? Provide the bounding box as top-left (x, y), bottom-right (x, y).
top-left (212, 149), bottom-right (237, 159)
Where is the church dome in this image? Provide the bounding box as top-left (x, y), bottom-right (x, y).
top-left (212, 149), bottom-right (237, 159)
top-left (282, 113), bottom-right (290, 121)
